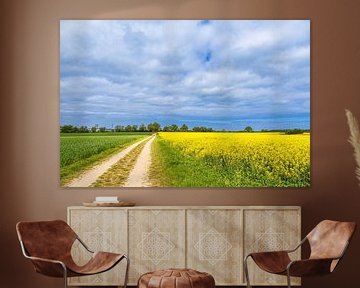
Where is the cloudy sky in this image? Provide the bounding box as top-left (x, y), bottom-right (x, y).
top-left (60, 20), bottom-right (310, 131)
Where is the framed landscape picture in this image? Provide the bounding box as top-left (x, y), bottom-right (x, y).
top-left (60, 20), bottom-right (310, 188)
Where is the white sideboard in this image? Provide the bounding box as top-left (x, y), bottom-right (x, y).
top-left (67, 206), bottom-right (301, 286)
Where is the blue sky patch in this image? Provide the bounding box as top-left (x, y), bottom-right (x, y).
top-left (204, 50), bottom-right (212, 62)
top-left (199, 20), bottom-right (211, 25)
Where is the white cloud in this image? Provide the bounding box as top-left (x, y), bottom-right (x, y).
top-left (60, 20), bottom-right (310, 129)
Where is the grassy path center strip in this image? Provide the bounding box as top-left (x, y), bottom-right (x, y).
top-left (91, 138), bottom-right (149, 187)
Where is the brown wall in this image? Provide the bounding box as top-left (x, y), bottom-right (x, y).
top-left (1, 0), bottom-right (360, 287)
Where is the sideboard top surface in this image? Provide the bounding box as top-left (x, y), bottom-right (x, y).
top-left (68, 205), bottom-right (301, 210)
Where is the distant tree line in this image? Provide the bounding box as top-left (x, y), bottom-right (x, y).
top-left (60, 124), bottom-right (309, 134)
top-left (261, 128), bottom-right (310, 134)
top-left (114, 122), bottom-right (160, 132)
top-left (60, 125), bottom-right (93, 133)
top-left (284, 128), bottom-right (309, 135)
top-left (60, 122), bottom-right (214, 133)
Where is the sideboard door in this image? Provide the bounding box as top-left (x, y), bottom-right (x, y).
top-left (68, 208), bottom-right (127, 286)
top-left (128, 209), bottom-right (186, 284)
top-left (187, 209), bottom-right (243, 285)
top-left (243, 208), bottom-right (301, 286)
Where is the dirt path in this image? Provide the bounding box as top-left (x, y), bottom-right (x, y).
top-left (67, 136), bottom-right (153, 187)
top-left (124, 134), bottom-right (156, 187)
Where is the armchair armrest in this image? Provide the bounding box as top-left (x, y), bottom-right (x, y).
top-left (246, 236), bottom-right (306, 259)
top-left (76, 235), bottom-right (94, 254)
top-left (19, 240), bottom-right (67, 277)
top-left (25, 255), bottom-right (67, 278)
top-left (285, 237), bottom-right (307, 253)
top-left (287, 239), bottom-right (351, 277)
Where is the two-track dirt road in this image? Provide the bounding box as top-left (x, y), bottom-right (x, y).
top-left (67, 134), bottom-right (156, 187)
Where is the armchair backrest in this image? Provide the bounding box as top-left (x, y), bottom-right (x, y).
top-left (16, 220), bottom-right (77, 261)
top-left (307, 220), bottom-right (356, 261)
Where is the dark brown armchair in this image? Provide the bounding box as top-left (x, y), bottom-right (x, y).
top-left (244, 220), bottom-right (356, 288)
top-left (16, 220), bottom-right (129, 288)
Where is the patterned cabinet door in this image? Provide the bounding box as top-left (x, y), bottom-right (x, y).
top-left (187, 209), bottom-right (243, 285)
top-left (68, 208), bottom-right (128, 286)
top-left (244, 209), bottom-right (301, 286)
top-left (128, 209), bottom-right (186, 284)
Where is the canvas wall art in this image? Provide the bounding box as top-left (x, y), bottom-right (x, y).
top-left (60, 20), bottom-right (310, 188)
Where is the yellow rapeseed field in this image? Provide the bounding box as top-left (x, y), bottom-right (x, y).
top-left (157, 132), bottom-right (310, 187)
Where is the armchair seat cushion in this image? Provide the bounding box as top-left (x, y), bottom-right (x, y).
top-left (250, 251), bottom-right (291, 274)
top-left (66, 251), bottom-right (124, 276)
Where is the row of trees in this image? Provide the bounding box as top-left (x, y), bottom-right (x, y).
top-left (60, 123), bottom-right (162, 133)
top-left (260, 128), bottom-right (309, 134)
top-left (60, 125), bottom-right (98, 133)
top-left (114, 123), bottom-right (159, 132)
top-left (60, 124), bottom-right (309, 134)
top-left (60, 123), bottom-right (215, 133)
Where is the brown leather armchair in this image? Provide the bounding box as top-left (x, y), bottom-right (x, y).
top-left (16, 220), bottom-right (129, 288)
top-left (244, 220), bottom-right (356, 288)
